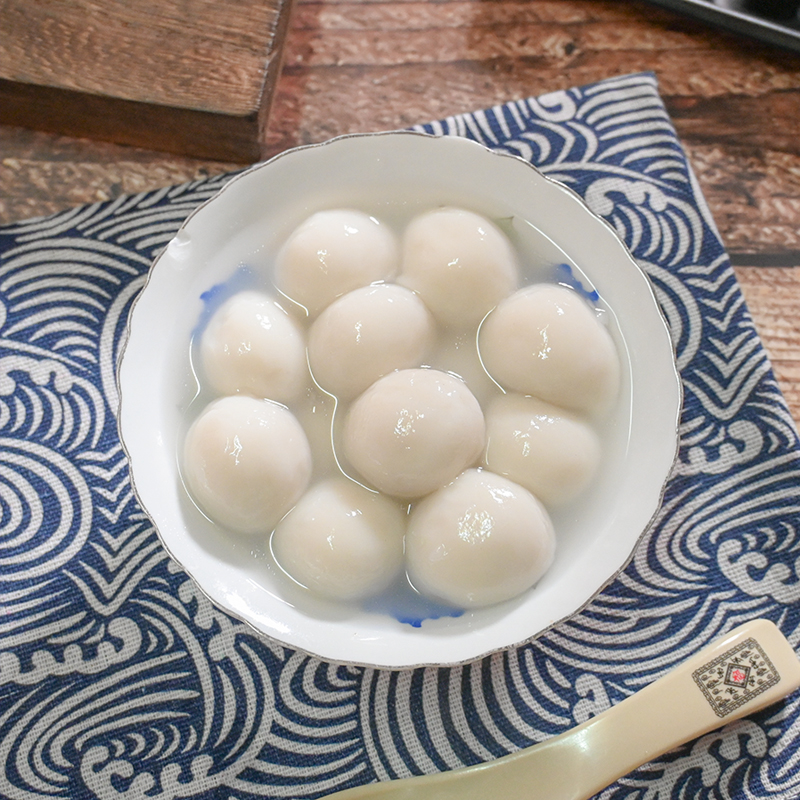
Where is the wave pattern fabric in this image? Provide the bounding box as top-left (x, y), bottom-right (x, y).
top-left (1, 72), bottom-right (799, 800)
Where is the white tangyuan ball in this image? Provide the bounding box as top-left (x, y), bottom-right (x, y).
top-left (275, 209), bottom-right (399, 316)
top-left (406, 469), bottom-right (555, 608)
top-left (483, 393), bottom-right (601, 507)
top-left (479, 284), bottom-right (620, 417)
top-left (342, 368), bottom-right (485, 499)
top-left (271, 478), bottom-right (406, 601)
top-left (398, 207), bottom-right (518, 328)
top-left (200, 291), bottom-right (307, 403)
top-left (183, 396), bottom-right (312, 535)
top-left (308, 283), bottom-right (435, 400)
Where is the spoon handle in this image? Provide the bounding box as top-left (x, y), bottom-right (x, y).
top-left (324, 619), bottom-right (800, 800)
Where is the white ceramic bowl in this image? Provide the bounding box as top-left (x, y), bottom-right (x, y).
top-left (118, 131), bottom-right (681, 668)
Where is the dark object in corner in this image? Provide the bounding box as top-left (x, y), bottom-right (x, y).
top-left (640, 0), bottom-right (800, 53)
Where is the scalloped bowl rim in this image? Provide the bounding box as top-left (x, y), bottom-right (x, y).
top-left (117, 131), bottom-right (681, 668)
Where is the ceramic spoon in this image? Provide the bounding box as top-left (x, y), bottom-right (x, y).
top-left (323, 619), bottom-right (800, 800)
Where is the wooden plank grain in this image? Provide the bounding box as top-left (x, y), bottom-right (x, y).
top-left (668, 91), bottom-right (800, 157)
top-left (0, 126), bottom-right (240, 222)
top-left (263, 57), bottom-right (800, 154)
top-left (269, 0), bottom-right (800, 161)
top-left (682, 143), bottom-right (800, 256)
top-left (0, 0), bottom-right (296, 160)
top-left (283, 0), bottom-right (800, 82)
top-left (734, 266), bottom-right (800, 425)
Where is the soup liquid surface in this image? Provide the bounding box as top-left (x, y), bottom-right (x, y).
top-left (180, 206), bottom-right (623, 625)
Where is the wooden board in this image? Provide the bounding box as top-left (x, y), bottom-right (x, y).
top-left (0, 0), bottom-right (295, 161)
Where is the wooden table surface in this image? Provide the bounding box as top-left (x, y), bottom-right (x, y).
top-left (2, 0), bottom-right (800, 421)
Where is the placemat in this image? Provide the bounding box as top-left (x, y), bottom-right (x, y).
top-left (2, 71), bottom-right (800, 800)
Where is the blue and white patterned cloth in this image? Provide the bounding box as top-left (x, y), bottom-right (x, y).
top-left (2, 71), bottom-right (800, 800)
